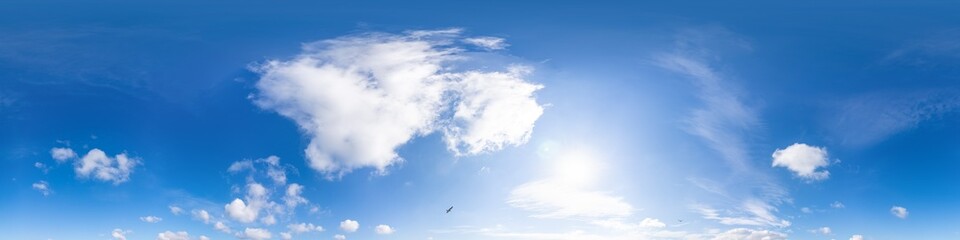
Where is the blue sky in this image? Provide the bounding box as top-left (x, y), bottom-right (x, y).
top-left (2, 1), bottom-right (960, 240)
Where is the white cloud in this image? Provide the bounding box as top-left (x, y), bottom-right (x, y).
top-left (712, 228), bottom-right (787, 240)
top-left (169, 206), bottom-right (183, 215)
top-left (810, 227), bottom-right (831, 235)
top-left (288, 223), bottom-right (324, 234)
top-left (262, 156), bottom-right (287, 185)
top-left (507, 179), bottom-right (633, 219)
top-left (693, 199), bottom-right (791, 228)
top-left (74, 148), bottom-right (139, 185)
top-left (639, 218), bottom-right (666, 228)
top-left (283, 183), bottom-right (308, 208)
top-left (228, 160), bottom-right (255, 173)
top-left (32, 181), bottom-right (52, 196)
top-left (242, 228), bottom-right (272, 240)
top-left (339, 219), bottom-right (359, 232)
top-left (280, 232), bottom-right (292, 240)
top-left (199, 236), bottom-right (210, 240)
top-left (443, 67), bottom-right (544, 156)
top-left (156, 231), bottom-right (189, 240)
top-left (193, 209), bottom-right (211, 224)
top-left (831, 201), bottom-right (845, 209)
top-left (225, 198), bottom-right (259, 223)
top-left (252, 30), bottom-right (543, 178)
top-left (850, 234), bottom-right (864, 240)
top-left (112, 229), bottom-right (131, 240)
top-left (50, 147), bottom-right (77, 162)
top-left (140, 216), bottom-right (162, 223)
top-left (375, 224), bottom-right (395, 235)
top-left (771, 143), bottom-right (830, 181)
top-left (800, 207), bottom-right (812, 213)
top-left (891, 206), bottom-right (909, 219)
top-left (215, 221), bottom-right (232, 234)
top-left (333, 234), bottom-right (346, 240)
top-left (261, 214), bottom-right (277, 226)
top-left (464, 36), bottom-right (508, 50)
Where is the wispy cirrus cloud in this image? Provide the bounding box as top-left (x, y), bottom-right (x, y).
top-left (828, 89), bottom-right (960, 147)
top-left (654, 27), bottom-right (791, 231)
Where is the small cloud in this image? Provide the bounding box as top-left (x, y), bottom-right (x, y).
top-left (214, 221), bottom-right (232, 234)
top-left (140, 216), bottom-right (162, 223)
top-left (771, 143), bottom-right (830, 181)
top-left (168, 206), bottom-right (183, 215)
top-left (340, 219), bottom-right (359, 233)
top-left (242, 228), bottom-right (272, 240)
top-left (831, 201), bottom-right (845, 209)
top-left (74, 148), bottom-right (140, 185)
top-left (375, 224), bottom-right (395, 235)
top-left (800, 207), bottom-right (812, 213)
top-left (34, 162), bottom-right (50, 173)
top-left (32, 181), bottom-right (52, 196)
top-left (50, 147), bottom-right (77, 163)
top-left (111, 229), bottom-right (131, 240)
top-left (810, 226), bottom-right (832, 235)
top-left (891, 206), bottom-right (909, 219)
top-left (639, 218), bottom-right (666, 228)
top-left (156, 231), bottom-right (189, 240)
top-left (288, 223), bottom-right (324, 234)
top-left (850, 234), bottom-right (864, 240)
top-left (334, 234), bottom-right (346, 240)
top-left (192, 209), bottom-right (211, 224)
top-left (463, 36), bottom-right (508, 50)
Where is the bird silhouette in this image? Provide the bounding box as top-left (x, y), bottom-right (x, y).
top-left (446, 206), bottom-right (453, 213)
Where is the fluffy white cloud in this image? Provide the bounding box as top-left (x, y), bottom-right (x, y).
top-left (74, 148), bottom-right (139, 185)
top-left (374, 224), bottom-right (394, 235)
top-left (443, 67), bottom-right (544, 155)
top-left (32, 181), bottom-right (52, 196)
top-left (283, 183), bottom-right (308, 208)
top-left (50, 147), bottom-right (77, 162)
top-left (712, 228), bottom-right (787, 240)
top-left (112, 229), bottom-right (131, 240)
top-left (288, 223), bottom-right (324, 233)
top-left (140, 216), bottom-right (162, 223)
top-left (850, 234), bottom-right (864, 240)
top-left (639, 218), bottom-right (666, 228)
top-left (193, 209), bottom-right (211, 224)
top-left (280, 232), bottom-right (292, 240)
top-left (508, 179), bottom-right (633, 219)
top-left (891, 206), bottom-right (909, 219)
top-left (831, 201), bottom-right (845, 209)
top-left (334, 234), bottom-right (346, 240)
top-left (215, 221), bottom-right (232, 234)
top-left (463, 36), bottom-right (508, 50)
top-left (199, 236), bottom-right (210, 240)
top-left (156, 231), bottom-right (189, 240)
top-left (252, 29), bottom-right (543, 177)
top-left (169, 206), bottom-right (183, 215)
top-left (225, 198), bottom-right (259, 223)
top-left (339, 219), bottom-right (359, 232)
top-left (242, 228), bottom-right (272, 240)
top-left (771, 143), bottom-right (830, 181)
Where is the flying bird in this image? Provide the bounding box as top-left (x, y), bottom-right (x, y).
top-left (446, 206), bottom-right (453, 213)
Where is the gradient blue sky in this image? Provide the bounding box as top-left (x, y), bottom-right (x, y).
top-left (3, 1), bottom-right (960, 240)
